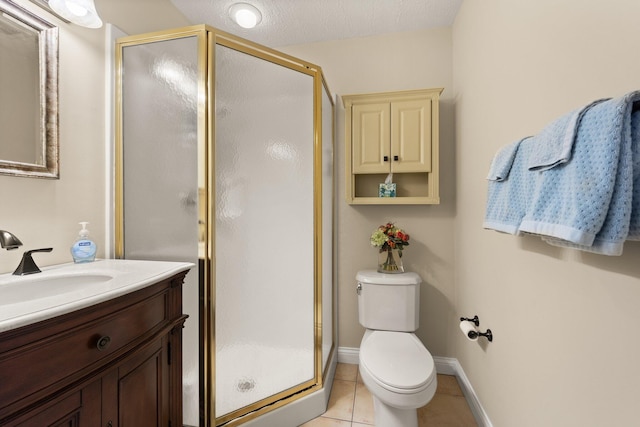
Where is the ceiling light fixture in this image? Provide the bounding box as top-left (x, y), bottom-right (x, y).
top-left (48, 0), bottom-right (102, 28)
top-left (228, 3), bottom-right (262, 29)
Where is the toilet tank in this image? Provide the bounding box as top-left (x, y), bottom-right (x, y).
top-left (356, 270), bottom-right (422, 332)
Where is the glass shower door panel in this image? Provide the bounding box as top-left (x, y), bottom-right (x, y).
top-left (215, 45), bottom-right (315, 418)
top-left (121, 37), bottom-right (199, 261)
top-left (322, 84), bottom-right (334, 370)
top-left (120, 36), bottom-right (200, 425)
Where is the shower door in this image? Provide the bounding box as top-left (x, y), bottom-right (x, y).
top-left (116, 25), bottom-right (334, 427)
top-left (213, 42), bottom-right (316, 424)
top-left (115, 29), bottom-right (205, 427)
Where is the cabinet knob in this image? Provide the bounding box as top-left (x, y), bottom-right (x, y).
top-left (383, 156), bottom-right (389, 162)
top-left (393, 155), bottom-right (399, 161)
top-left (96, 335), bottom-right (112, 351)
top-left (107, 422), bottom-right (113, 427)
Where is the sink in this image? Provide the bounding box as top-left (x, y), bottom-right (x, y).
top-left (0, 274), bottom-right (114, 305)
top-left (0, 259), bottom-right (194, 333)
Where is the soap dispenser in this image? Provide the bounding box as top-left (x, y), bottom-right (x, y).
top-left (71, 222), bottom-right (97, 263)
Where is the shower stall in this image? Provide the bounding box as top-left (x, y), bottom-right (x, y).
top-left (114, 26), bottom-right (336, 426)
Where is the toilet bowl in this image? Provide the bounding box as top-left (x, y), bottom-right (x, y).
top-left (359, 330), bottom-right (437, 427)
top-left (356, 270), bottom-right (436, 427)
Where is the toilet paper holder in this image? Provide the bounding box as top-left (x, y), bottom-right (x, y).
top-left (468, 328), bottom-right (493, 342)
top-left (459, 315), bottom-right (479, 326)
top-left (460, 315), bottom-right (494, 342)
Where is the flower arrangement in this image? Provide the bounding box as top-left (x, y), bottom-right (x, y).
top-left (370, 222), bottom-right (410, 255)
top-left (371, 222), bottom-right (410, 273)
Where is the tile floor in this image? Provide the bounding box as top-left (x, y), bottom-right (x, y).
top-left (300, 363), bottom-right (478, 427)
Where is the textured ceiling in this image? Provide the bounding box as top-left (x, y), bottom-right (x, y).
top-left (170, 0), bottom-right (463, 47)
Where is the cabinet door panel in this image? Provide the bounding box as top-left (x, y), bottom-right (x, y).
top-left (8, 380), bottom-right (100, 427)
top-left (352, 102), bottom-right (390, 174)
top-left (391, 99), bottom-right (432, 173)
top-left (117, 341), bottom-right (167, 427)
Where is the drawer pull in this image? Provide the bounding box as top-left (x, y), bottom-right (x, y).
top-left (96, 335), bottom-right (112, 351)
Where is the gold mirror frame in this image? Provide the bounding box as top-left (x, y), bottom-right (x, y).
top-left (0, 0), bottom-right (58, 179)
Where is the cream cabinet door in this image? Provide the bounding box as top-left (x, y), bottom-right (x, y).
top-left (352, 102), bottom-right (390, 174)
top-left (390, 98), bottom-right (432, 173)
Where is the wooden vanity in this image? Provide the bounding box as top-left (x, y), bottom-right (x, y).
top-left (0, 262), bottom-right (190, 427)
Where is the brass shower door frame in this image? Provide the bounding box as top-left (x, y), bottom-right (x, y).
top-left (114, 25), bottom-right (335, 427)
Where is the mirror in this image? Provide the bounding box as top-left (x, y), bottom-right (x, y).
top-left (0, 0), bottom-right (58, 178)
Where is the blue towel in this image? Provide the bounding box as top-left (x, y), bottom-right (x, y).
top-left (528, 99), bottom-right (609, 172)
top-left (628, 105), bottom-right (640, 240)
top-left (545, 98), bottom-right (640, 254)
top-left (485, 90), bottom-right (640, 255)
top-left (483, 138), bottom-right (536, 234)
top-left (487, 138), bottom-right (529, 181)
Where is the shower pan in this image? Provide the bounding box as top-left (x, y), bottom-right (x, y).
top-left (114, 26), bottom-right (336, 427)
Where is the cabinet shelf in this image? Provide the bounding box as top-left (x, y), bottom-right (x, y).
top-left (343, 88), bottom-right (442, 205)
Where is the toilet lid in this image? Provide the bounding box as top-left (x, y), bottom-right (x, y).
top-left (360, 331), bottom-right (435, 390)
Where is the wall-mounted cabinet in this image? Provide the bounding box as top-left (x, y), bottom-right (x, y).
top-left (343, 88), bottom-right (442, 204)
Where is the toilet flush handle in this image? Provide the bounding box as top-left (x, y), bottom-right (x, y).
top-left (356, 282), bottom-right (362, 295)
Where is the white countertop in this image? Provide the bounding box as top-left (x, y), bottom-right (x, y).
top-left (0, 259), bottom-right (195, 333)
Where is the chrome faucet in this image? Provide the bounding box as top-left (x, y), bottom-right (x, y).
top-left (0, 230), bottom-right (23, 250)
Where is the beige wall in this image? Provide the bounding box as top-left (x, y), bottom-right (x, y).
top-left (0, 0), bottom-right (188, 275)
top-left (281, 28), bottom-right (456, 357)
top-left (453, 0), bottom-right (640, 425)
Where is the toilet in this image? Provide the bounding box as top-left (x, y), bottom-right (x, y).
top-left (357, 270), bottom-right (437, 427)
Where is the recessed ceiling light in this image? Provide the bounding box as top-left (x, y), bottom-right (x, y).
top-left (228, 3), bottom-right (262, 29)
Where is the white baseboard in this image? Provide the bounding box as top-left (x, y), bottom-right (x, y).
top-left (337, 347), bottom-right (493, 427)
top-left (432, 355), bottom-right (458, 375)
top-left (337, 346), bottom-right (360, 364)
top-left (433, 357), bottom-right (493, 427)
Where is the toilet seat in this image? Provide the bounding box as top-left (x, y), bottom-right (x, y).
top-left (360, 330), bottom-right (436, 394)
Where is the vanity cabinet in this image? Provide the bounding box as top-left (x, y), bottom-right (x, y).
top-left (0, 271), bottom-right (188, 427)
top-left (343, 88), bottom-right (442, 204)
